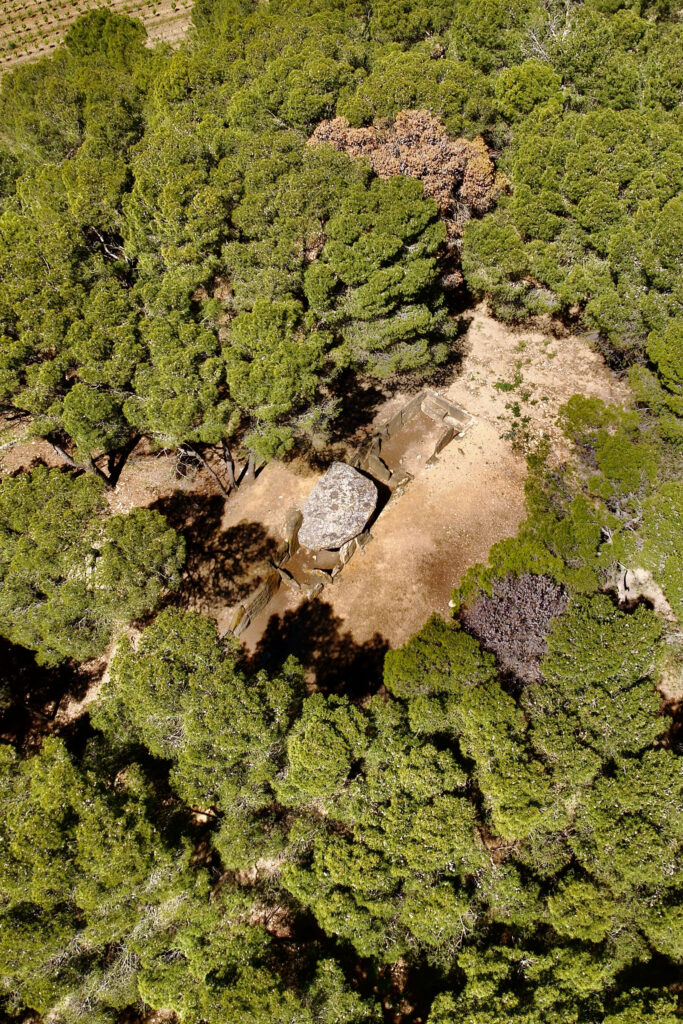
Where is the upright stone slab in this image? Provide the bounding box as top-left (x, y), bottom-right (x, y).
top-left (284, 507), bottom-right (303, 557)
top-left (298, 462), bottom-right (377, 550)
top-left (365, 453), bottom-right (392, 484)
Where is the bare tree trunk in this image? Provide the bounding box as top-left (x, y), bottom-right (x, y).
top-left (49, 439), bottom-right (110, 486)
top-left (222, 441), bottom-right (236, 489)
top-left (245, 451), bottom-right (256, 484)
top-left (85, 456), bottom-right (114, 488)
top-left (182, 443), bottom-right (230, 497)
top-left (49, 438), bottom-right (129, 489)
top-left (48, 440), bottom-right (78, 469)
top-left (106, 434), bottom-right (141, 488)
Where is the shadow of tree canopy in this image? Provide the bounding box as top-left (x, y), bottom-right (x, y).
top-left (150, 492), bottom-right (278, 613)
top-left (247, 599), bottom-right (388, 700)
top-left (0, 637), bottom-right (93, 751)
top-left (294, 330), bottom-right (469, 474)
top-left (324, 371), bottom-right (388, 443)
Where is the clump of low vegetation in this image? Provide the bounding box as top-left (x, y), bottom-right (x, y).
top-left (460, 572), bottom-right (567, 683)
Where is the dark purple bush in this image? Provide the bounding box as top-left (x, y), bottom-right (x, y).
top-left (460, 574), bottom-right (568, 684)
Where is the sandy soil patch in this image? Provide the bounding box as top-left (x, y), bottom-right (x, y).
top-left (242, 305), bottom-right (631, 651)
top-left (454, 306), bottom-right (630, 456)
top-left (1, 433), bottom-right (63, 474)
top-left (309, 418), bottom-right (526, 648)
top-left (658, 661), bottom-right (683, 705)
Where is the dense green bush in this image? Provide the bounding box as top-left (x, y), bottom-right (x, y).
top-left (0, 467), bottom-right (184, 663)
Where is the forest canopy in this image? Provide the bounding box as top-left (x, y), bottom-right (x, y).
top-left (0, 1), bottom-right (681, 1023)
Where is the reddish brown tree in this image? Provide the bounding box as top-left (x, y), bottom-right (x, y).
top-left (309, 109), bottom-right (506, 285)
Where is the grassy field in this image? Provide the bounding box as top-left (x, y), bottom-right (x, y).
top-left (0, 0), bottom-right (194, 72)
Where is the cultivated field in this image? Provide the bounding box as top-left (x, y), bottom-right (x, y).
top-left (0, 0), bottom-right (194, 72)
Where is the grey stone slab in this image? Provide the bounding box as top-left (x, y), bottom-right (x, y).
top-left (298, 462), bottom-right (377, 551)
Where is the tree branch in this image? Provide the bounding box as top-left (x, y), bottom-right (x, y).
top-left (181, 443), bottom-right (231, 497)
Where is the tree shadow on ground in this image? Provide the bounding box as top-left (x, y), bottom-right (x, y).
top-left (0, 637), bottom-right (93, 751)
top-left (324, 372), bottom-right (388, 443)
top-left (247, 599), bottom-right (388, 699)
top-left (151, 492), bottom-right (278, 613)
top-left (297, 373), bottom-right (390, 472)
top-left (295, 326), bottom-right (471, 473)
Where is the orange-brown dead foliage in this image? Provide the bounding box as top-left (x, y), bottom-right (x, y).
top-left (308, 110), bottom-right (507, 286)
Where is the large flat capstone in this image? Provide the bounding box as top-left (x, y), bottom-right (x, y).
top-left (298, 462), bottom-right (377, 551)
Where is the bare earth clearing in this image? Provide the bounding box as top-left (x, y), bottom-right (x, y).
top-left (239, 306), bottom-right (631, 653)
top-left (2, 307), bottom-right (630, 687)
top-left (0, 0), bottom-right (193, 72)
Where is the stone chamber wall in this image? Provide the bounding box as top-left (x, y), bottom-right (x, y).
top-left (225, 390), bottom-right (474, 638)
